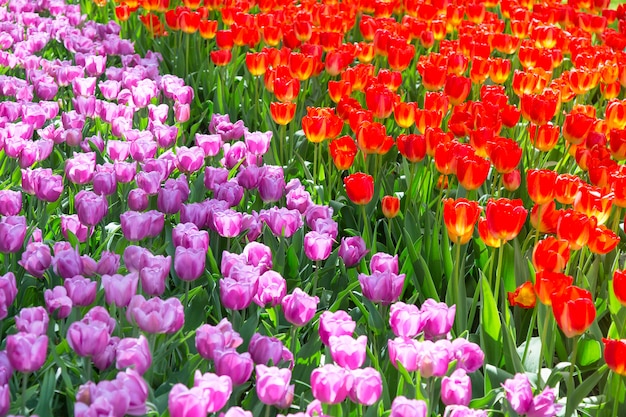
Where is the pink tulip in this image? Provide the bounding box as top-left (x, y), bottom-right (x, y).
top-left (67, 320), bottom-right (110, 357)
top-left (61, 214), bottom-right (90, 242)
top-left (318, 310), bottom-right (356, 346)
top-left (174, 247), bottom-right (206, 282)
top-left (102, 273), bottom-right (138, 307)
top-left (194, 370), bottom-right (233, 412)
top-left (168, 384), bottom-right (208, 417)
top-left (195, 319), bottom-right (243, 361)
top-left (304, 231), bottom-right (333, 261)
top-left (248, 333), bottom-right (284, 366)
top-left (116, 335), bottom-right (152, 375)
top-left (349, 367), bottom-right (382, 405)
top-left (64, 275), bottom-right (97, 306)
top-left (441, 369), bottom-right (472, 406)
top-left (0, 190), bottom-right (21, 216)
top-left (214, 349), bottom-right (254, 386)
top-left (329, 335), bottom-right (367, 370)
top-left (0, 215), bottom-right (26, 253)
top-left (310, 364), bottom-right (353, 405)
top-left (255, 365), bottom-right (292, 406)
top-left (14, 306), bottom-right (48, 335)
top-left (19, 242), bottom-right (51, 278)
top-left (44, 286), bottom-right (72, 319)
top-left (126, 295), bottom-right (184, 334)
top-left (6, 332), bottom-right (48, 373)
top-left (389, 302), bottom-right (424, 339)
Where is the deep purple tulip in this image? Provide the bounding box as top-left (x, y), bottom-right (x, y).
top-left (248, 333), bottom-right (284, 366)
top-left (258, 165), bottom-right (285, 203)
top-left (157, 186), bottom-right (184, 214)
top-left (96, 251), bottom-right (120, 276)
top-left (215, 180), bottom-right (244, 207)
top-left (92, 337), bottom-right (119, 371)
top-left (75, 190), bottom-right (108, 227)
top-left (93, 168), bottom-right (117, 196)
top-left (128, 188), bottom-right (149, 211)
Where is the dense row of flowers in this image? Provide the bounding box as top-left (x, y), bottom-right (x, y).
top-left (0, 0), bottom-right (626, 415)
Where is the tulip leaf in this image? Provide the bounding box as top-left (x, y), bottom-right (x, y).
top-left (402, 228), bottom-right (439, 302)
top-left (565, 364), bottom-right (609, 417)
top-left (480, 275), bottom-right (503, 369)
top-left (577, 336), bottom-right (602, 367)
top-left (468, 387), bottom-right (499, 410)
top-left (285, 246), bottom-right (300, 281)
top-left (34, 368), bottom-right (57, 417)
top-left (502, 313), bottom-right (525, 374)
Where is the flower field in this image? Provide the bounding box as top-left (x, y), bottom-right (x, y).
top-left (0, 0), bottom-right (626, 415)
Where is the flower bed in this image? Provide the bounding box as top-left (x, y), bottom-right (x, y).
top-left (0, 0), bottom-right (626, 416)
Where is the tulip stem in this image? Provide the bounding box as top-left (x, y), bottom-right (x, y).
top-left (493, 244), bottom-right (505, 308)
top-left (21, 372), bottom-right (29, 414)
top-left (361, 204), bottom-right (371, 252)
top-left (184, 281), bottom-right (190, 308)
top-left (290, 326), bottom-right (298, 360)
top-left (521, 306), bottom-right (537, 365)
top-left (265, 404), bottom-right (271, 417)
top-left (83, 356), bottom-right (92, 383)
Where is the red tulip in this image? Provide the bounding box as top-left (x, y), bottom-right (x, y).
top-left (443, 198), bottom-right (481, 245)
top-left (382, 196), bottom-right (400, 219)
top-left (603, 339), bottom-right (626, 376)
top-left (485, 198), bottom-right (527, 242)
top-left (508, 282), bottom-right (536, 308)
top-left (551, 285), bottom-right (596, 338)
top-left (344, 173), bottom-right (374, 205)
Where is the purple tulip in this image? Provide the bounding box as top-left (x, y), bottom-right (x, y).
top-left (114, 161), bottom-right (137, 183)
top-left (215, 180), bottom-right (244, 207)
top-left (451, 338), bottom-right (484, 373)
top-left (195, 133), bottom-right (222, 157)
top-left (370, 252), bottom-right (399, 274)
top-left (96, 251), bottom-right (121, 276)
top-left (304, 204), bottom-right (333, 229)
top-left (153, 124), bottom-right (179, 148)
top-left (120, 211), bottom-right (154, 241)
top-left (502, 374), bottom-right (534, 415)
top-left (248, 333), bottom-right (284, 366)
top-left (204, 166), bottom-right (230, 192)
top-left (15, 306), bottom-right (48, 336)
top-left (254, 270), bottom-right (286, 307)
top-left (102, 273), bottom-right (138, 307)
top-left (528, 386), bottom-right (563, 417)
top-left (421, 299), bottom-right (456, 340)
top-left (124, 246), bottom-right (150, 273)
top-left (236, 164), bottom-right (261, 190)
top-left (0, 215), bottom-right (26, 253)
top-left (177, 146), bottom-right (206, 173)
top-left (318, 310), bottom-right (356, 346)
top-left (222, 142), bottom-right (248, 169)
top-left (44, 286), bottom-right (72, 319)
top-left (242, 242), bottom-right (273, 271)
top-left (390, 396), bottom-right (428, 417)
top-left (157, 185), bottom-right (184, 214)
top-left (172, 223), bottom-right (209, 251)
top-left (116, 335), bottom-right (152, 375)
top-left (18, 242), bottom-right (51, 279)
top-left (389, 302), bottom-right (424, 339)
top-left (388, 338), bottom-right (420, 372)
top-left (310, 364), bottom-right (353, 405)
top-left (255, 365), bottom-right (292, 406)
top-left (0, 190), bottom-right (21, 216)
top-left (259, 207), bottom-right (303, 238)
top-left (83, 306), bottom-right (117, 335)
top-left (93, 337), bottom-right (119, 371)
top-left (136, 171), bottom-right (162, 195)
top-left (67, 320), bottom-right (110, 357)
top-left (329, 335), bottom-right (367, 370)
top-left (258, 165), bottom-right (285, 203)
top-left (64, 275), bottom-right (97, 306)
top-left (93, 168), bottom-right (117, 196)
top-left (61, 214), bottom-right (90, 242)
top-left (128, 188), bottom-right (149, 211)
top-left (358, 270), bottom-right (405, 305)
top-left (349, 367), bottom-right (382, 406)
top-left (65, 152), bottom-right (96, 185)
top-left (244, 130), bottom-right (272, 156)
top-left (221, 407), bottom-right (253, 417)
top-left (6, 332), bottom-right (48, 373)
top-left (168, 384), bottom-right (209, 417)
top-left (195, 319), bottom-right (243, 361)
top-left (139, 253), bottom-right (171, 297)
top-left (0, 384), bottom-right (7, 416)
top-left (312, 218), bottom-right (339, 240)
top-left (286, 185), bottom-right (313, 214)
top-left (210, 114), bottom-right (245, 141)
top-left (75, 190), bottom-right (108, 227)
top-left (53, 245), bottom-right (84, 279)
top-left (282, 288), bottom-right (319, 327)
top-left (116, 369), bottom-right (149, 416)
top-left (441, 369), bottom-right (472, 406)
top-left (416, 340), bottom-right (451, 378)
top-left (220, 277), bottom-right (258, 311)
top-left (99, 80), bottom-right (121, 100)
top-left (304, 231), bottom-right (334, 261)
top-left (126, 295), bottom-right (184, 334)
top-left (129, 138), bottom-right (157, 162)
top-left (174, 247), bottom-right (206, 282)
top-left (214, 349), bottom-right (254, 386)
top-left (443, 405), bottom-right (488, 417)
top-left (194, 370), bottom-right (233, 413)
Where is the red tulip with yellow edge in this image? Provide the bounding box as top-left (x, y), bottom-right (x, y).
top-left (382, 196), bottom-right (400, 219)
top-left (508, 282), bottom-right (536, 309)
top-left (528, 123), bottom-right (560, 152)
top-left (485, 198), bottom-right (527, 242)
top-left (556, 209), bottom-right (597, 251)
top-left (442, 198), bottom-right (481, 245)
top-left (530, 201), bottom-right (561, 235)
top-left (587, 225), bottom-right (619, 255)
top-left (477, 217), bottom-right (503, 248)
top-left (573, 185), bottom-right (613, 226)
top-left (532, 237), bottom-right (570, 273)
top-left (554, 174), bottom-right (583, 205)
top-left (329, 136), bottom-right (357, 171)
top-left (456, 154), bottom-right (490, 191)
top-left (269, 102), bottom-right (296, 126)
top-left (526, 169), bottom-right (557, 205)
top-left (534, 271), bottom-right (573, 306)
top-left (551, 285), bottom-right (596, 338)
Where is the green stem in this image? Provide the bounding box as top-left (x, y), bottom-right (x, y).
top-left (521, 306), bottom-right (537, 365)
top-left (290, 326), bottom-right (298, 359)
top-left (265, 404), bottom-right (271, 417)
top-left (493, 243), bottom-right (505, 308)
top-left (184, 280), bottom-right (190, 308)
top-left (83, 356), bottom-right (92, 383)
top-left (21, 372), bottom-right (29, 414)
top-left (361, 204), bottom-right (371, 251)
top-left (452, 241), bottom-right (467, 336)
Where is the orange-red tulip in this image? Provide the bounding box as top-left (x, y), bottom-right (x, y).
top-left (508, 282), bottom-right (536, 309)
top-left (443, 198), bottom-right (481, 245)
top-left (551, 285), bottom-right (596, 338)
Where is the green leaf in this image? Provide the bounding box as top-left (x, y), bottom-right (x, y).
top-left (402, 228), bottom-right (439, 302)
top-left (565, 365), bottom-right (609, 416)
top-left (480, 275), bottom-right (503, 369)
top-left (577, 336), bottom-right (602, 367)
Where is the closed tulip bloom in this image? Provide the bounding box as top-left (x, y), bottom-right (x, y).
top-left (526, 169), bottom-right (557, 205)
top-left (358, 270), bottom-right (405, 305)
top-left (212, 209), bottom-right (243, 238)
top-left (139, 253), bottom-right (171, 297)
top-left (93, 336), bottom-right (119, 371)
top-left (120, 211), bottom-right (158, 241)
top-left (6, 332), bottom-right (48, 373)
top-left (168, 384), bottom-right (208, 417)
top-left (195, 133), bottom-right (222, 157)
top-left (115, 368), bottom-right (150, 416)
top-left (258, 165), bottom-right (286, 203)
top-left (157, 186), bottom-right (184, 214)
top-left (102, 273), bottom-right (139, 307)
top-left (124, 246), bottom-right (150, 273)
top-left (282, 288), bottom-right (319, 327)
top-left (451, 338), bottom-right (485, 373)
top-left (382, 195), bottom-right (401, 219)
top-left (15, 306), bottom-right (48, 336)
top-left (65, 152), bottom-right (96, 185)
top-left (349, 367), bottom-right (382, 406)
top-left (64, 275), bottom-right (97, 306)
top-left (177, 146), bottom-right (206, 173)
top-left (127, 295), bottom-right (184, 334)
top-left (214, 349), bottom-right (254, 386)
top-left (556, 209), bottom-right (596, 250)
top-left (96, 251), bottom-right (121, 276)
top-left (248, 333), bottom-right (284, 366)
top-left (174, 247), bottom-right (206, 282)
top-left (19, 242), bottom-right (51, 278)
top-left (485, 198), bottom-right (527, 242)
top-left (0, 272), bottom-right (16, 321)
top-left (53, 245), bottom-right (84, 278)
top-left (344, 172), bottom-right (374, 205)
top-left (254, 270), bottom-right (287, 307)
top-left (603, 338), bottom-right (626, 376)
top-left (441, 369), bottom-right (472, 406)
top-left (61, 214), bottom-right (90, 242)
top-left (444, 405), bottom-right (487, 417)
top-left (67, 320), bottom-right (110, 357)
top-left (329, 335), bottom-right (367, 370)
top-left (338, 236), bottom-right (368, 268)
top-left (193, 370), bottom-right (233, 412)
top-left (443, 198), bottom-right (481, 245)
top-left (259, 207), bottom-right (303, 238)
top-left (304, 231), bottom-right (333, 261)
top-left (421, 299), bottom-right (456, 340)
top-left (255, 365), bottom-right (292, 406)
top-left (44, 286), bottom-right (72, 319)
top-left (389, 302), bottom-right (423, 338)
top-left (370, 252), bottom-right (399, 274)
top-left (0, 215), bottom-right (26, 253)
top-left (416, 339), bottom-right (451, 377)
top-left (34, 172), bottom-right (63, 202)
top-left (318, 310), bottom-right (356, 346)
top-left (116, 335), bottom-right (152, 375)
top-left (390, 396), bottom-right (428, 417)
top-left (388, 337), bottom-right (420, 372)
top-left (195, 319), bottom-right (243, 361)
top-left (532, 237), bottom-right (570, 273)
top-left (220, 277), bottom-right (258, 311)
top-left (311, 364), bottom-right (353, 404)
top-left (551, 285), bottom-right (596, 338)
top-left (221, 407), bottom-right (253, 417)
top-left (0, 190), bottom-right (21, 216)
top-left (244, 130), bottom-right (272, 156)
top-left (114, 161), bottom-right (137, 183)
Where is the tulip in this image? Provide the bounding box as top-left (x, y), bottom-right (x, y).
top-left (0, 272), bottom-right (16, 321)
top-left (248, 334), bottom-right (284, 366)
top-left (451, 338), bottom-right (485, 373)
top-left (6, 332), bottom-right (48, 373)
top-left (358, 270), bottom-right (405, 305)
top-left (338, 236), bottom-right (368, 268)
top-left (174, 247), bottom-right (206, 282)
top-left (370, 252), bottom-right (399, 274)
top-left (255, 365), bottom-right (292, 406)
top-left (0, 190), bottom-right (21, 216)
top-left (116, 369), bottom-right (149, 416)
top-left (195, 319), bottom-right (243, 361)
top-left (258, 165), bottom-right (286, 203)
top-left (390, 396), bottom-right (428, 417)
top-left (485, 198), bottom-right (527, 242)
top-left (507, 282), bottom-right (536, 309)
top-left (44, 286), bottom-right (72, 319)
top-left (220, 277), bottom-right (258, 311)
top-left (382, 195), bottom-right (400, 219)
top-left (67, 320), bottom-right (110, 357)
top-left (416, 340), bottom-right (451, 378)
top-left (61, 214), bottom-right (90, 243)
top-left (92, 337), bottom-right (119, 371)
top-left (349, 367), bottom-right (382, 406)
top-left (329, 335), bottom-right (367, 370)
top-left (421, 299), bottom-right (456, 340)
top-left (0, 215), bottom-right (26, 253)
top-left (282, 288), bottom-right (319, 327)
top-left (603, 338), bottom-right (626, 376)
top-left (532, 237), bottom-right (570, 273)
top-left (64, 275), bottom-right (97, 307)
top-left (15, 306), bottom-right (48, 336)
top-left (303, 231), bottom-right (333, 261)
top-left (443, 198), bottom-right (481, 245)
top-left (0, 352), bottom-right (12, 386)
top-left (259, 207), bottom-right (303, 238)
top-left (126, 295), bottom-right (184, 334)
top-left (388, 338), bottom-right (420, 372)
top-left (310, 364), bottom-right (353, 404)
top-left (214, 350), bottom-right (254, 386)
top-left (503, 373), bottom-right (533, 415)
top-left (254, 270), bottom-right (287, 307)
top-left (194, 371), bottom-right (233, 412)
top-left (96, 251), bottom-right (121, 276)
top-left (389, 302), bottom-right (423, 339)
top-left (441, 369), bottom-right (472, 406)
top-left (168, 384), bottom-right (208, 417)
top-left (116, 335), bottom-right (152, 375)
top-left (212, 209), bottom-right (243, 238)
top-left (286, 186), bottom-right (313, 214)
top-left (102, 273), bottom-right (138, 307)
top-left (221, 407), bottom-right (253, 417)
top-left (551, 285), bottom-right (596, 338)
top-left (343, 173), bottom-right (374, 205)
